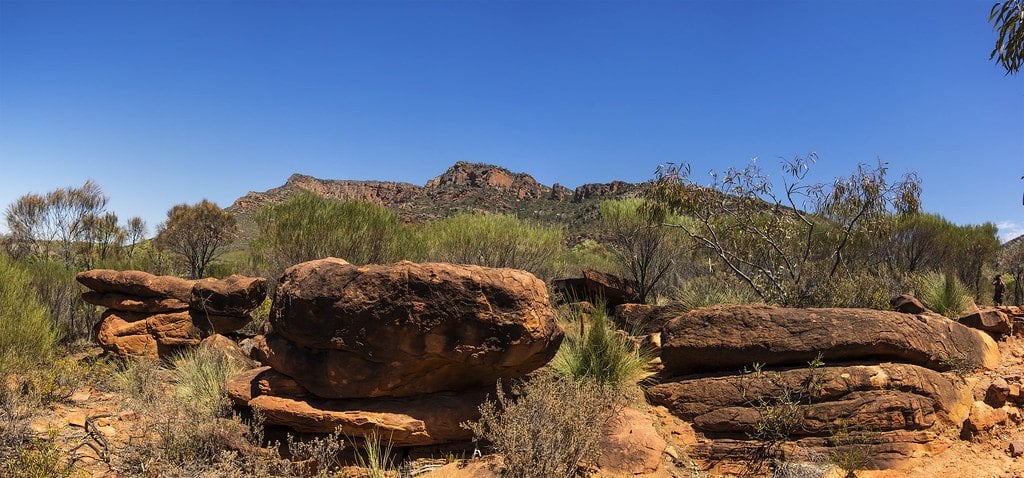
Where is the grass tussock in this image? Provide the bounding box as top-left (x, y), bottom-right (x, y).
top-left (915, 271), bottom-right (970, 318)
top-left (552, 304), bottom-right (653, 389)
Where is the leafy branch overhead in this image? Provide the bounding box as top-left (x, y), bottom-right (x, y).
top-left (645, 155), bottom-right (921, 306)
top-left (990, 0), bottom-right (1024, 74)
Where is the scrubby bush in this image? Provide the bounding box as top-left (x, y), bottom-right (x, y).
top-left (251, 193), bottom-right (421, 278)
top-left (670, 273), bottom-right (759, 312)
top-left (552, 305), bottom-right (652, 388)
top-left (915, 272), bottom-right (970, 318)
top-left (20, 259), bottom-right (96, 344)
top-left (553, 239), bottom-right (620, 277)
top-left (0, 254), bottom-right (59, 374)
top-left (599, 198), bottom-right (689, 303)
top-left (464, 373), bottom-right (624, 478)
top-left (170, 346), bottom-right (247, 418)
top-left (422, 213), bottom-right (565, 279)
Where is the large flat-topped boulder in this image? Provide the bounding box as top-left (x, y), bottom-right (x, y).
top-left (263, 258), bottom-right (563, 398)
top-left (660, 305), bottom-right (999, 375)
top-left (191, 275), bottom-right (267, 317)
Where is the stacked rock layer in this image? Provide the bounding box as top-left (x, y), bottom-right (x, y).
top-left (648, 305), bottom-right (1000, 469)
top-left (227, 258), bottom-right (564, 446)
top-left (77, 270), bottom-right (266, 359)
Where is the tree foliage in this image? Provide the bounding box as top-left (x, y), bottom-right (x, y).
top-left (647, 155), bottom-right (921, 306)
top-left (990, 0), bottom-right (1024, 74)
top-left (251, 193), bottom-right (419, 278)
top-left (0, 254), bottom-right (59, 374)
top-left (422, 213), bottom-right (565, 279)
top-left (599, 198), bottom-right (687, 303)
top-left (155, 200), bottom-right (237, 279)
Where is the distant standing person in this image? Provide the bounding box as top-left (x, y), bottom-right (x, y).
top-left (993, 275), bottom-right (1006, 306)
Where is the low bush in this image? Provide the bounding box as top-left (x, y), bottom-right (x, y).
top-left (670, 273), bottom-right (759, 312)
top-left (552, 305), bottom-right (652, 388)
top-left (422, 213), bottom-right (565, 279)
top-left (915, 271), bottom-right (970, 318)
top-left (0, 254), bottom-right (59, 374)
top-left (463, 373), bottom-right (624, 478)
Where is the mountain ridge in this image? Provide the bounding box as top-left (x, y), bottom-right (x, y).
top-left (227, 162), bottom-right (647, 236)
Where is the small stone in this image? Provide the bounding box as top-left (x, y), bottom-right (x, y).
top-left (1010, 384), bottom-right (1022, 404)
top-left (30, 421), bottom-right (49, 434)
top-left (95, 417), bottom-right (111, 427)
top-left (70, 388), bottom-right (91, 402)
top-left (1009, 440), bottom-right (1024, 457)
top-left (67, 412), bottom-right (87, 427)
top-left (96, 425), bottom-right (117, 437)
top-left (965, 401), bottom-right (1009, 435)
top-left (986, 377), bottom-right (1011, 407)
top-left (118, 410), bottom-right (137, 421)
top-left (664, 445), bottom-right (681, 461)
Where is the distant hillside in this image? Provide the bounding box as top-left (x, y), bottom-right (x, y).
top-left (227, 161), bottom-right (646, 241)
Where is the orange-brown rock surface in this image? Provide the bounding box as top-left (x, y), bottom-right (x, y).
top-left (263, 258), bottom-right (562, 398)
top-left (660, 305), bottom-right (999, 375)
top-left (231, 258), bottom-right (562, 446)
top-left (651, 304), bottom-right (1000, 471)
top-left (77, 269), bottom-right (267, 358)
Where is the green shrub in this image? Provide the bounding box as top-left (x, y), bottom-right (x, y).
top-left (0, 255), bottom-right (59, 374)
top-left (915, 271), bottom-right (970, 318)
top-left (670, 273), bottom-right (759, 312)
top-left (552, 305), bottom-right (652, 388)
top-left (422, 213), bottom-right (565, 279)
top-left (0, 435), bottom-right (75, 478)
top-left (463, 373), bottom-right (623, 478)
top-left (170, 346), bottom-right (247, 418)
top-left (251, 193), bottom-right (422, 277)
top-left (20, 259), bottom-right (96, 344)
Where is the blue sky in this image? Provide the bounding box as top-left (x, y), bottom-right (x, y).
top-left (1, 1), bottom-right (1021, 240)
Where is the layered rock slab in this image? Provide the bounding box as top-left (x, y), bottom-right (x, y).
top-left (660, 305), bottom-right (999, 376)
top-left (77, 269), bottom-right (266, 358)
top-left (264, 258), bottom-right (563, 398)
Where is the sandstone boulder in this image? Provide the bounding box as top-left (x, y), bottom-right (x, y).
top-left (81, 291), bottom-right (188, 313)
top-left (964, 401), bottom-right (1008, 435)
top-left (660, 305), bottom-right (999, 375)
top-left (191, 275), bottom-right (266, 317)
top-left (647, 363), bottom-right (972, 427)
top-left (227, 367), bottom-right (485, 447)
top-left (552, 270), bottom-right (640, 308)
top-left (77, 269), bottom-right (194, 301)
top-left (263, 258), bottom-right (562, 398)
top-left (891, 294), bottom-right (929, 314)
top-left (96, 310), bottom-right (200, 358)
top-left (78, 269), bottom-right (267, 358)
top-left (613, 303), bottom-right (667, 335)
top-left (598, 408), bottom-right (666, 475)
top-left (958, 308), bottom-right (1013, 336)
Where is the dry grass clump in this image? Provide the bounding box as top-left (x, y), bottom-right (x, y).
top-left (463, 373), bottom-right (625, 478)
top-left (552, 304), bottom-right (652, 389)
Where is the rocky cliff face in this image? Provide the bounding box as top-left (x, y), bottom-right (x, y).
top-left (227, 162), bottom-right (645, 233)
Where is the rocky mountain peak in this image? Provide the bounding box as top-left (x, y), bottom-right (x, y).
top-left (425, 162), bottom-right (550, 200)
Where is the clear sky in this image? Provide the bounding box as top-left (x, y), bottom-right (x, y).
top-left (1, 1), bottom-right (1021, 240)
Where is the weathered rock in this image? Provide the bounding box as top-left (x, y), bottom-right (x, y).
top-left (552, 270), bottom-right (641, 308)
top-left (226, 366), bottom-right (310, 405)
top-left (958, 308), bottom-right (1013, 336)
top-left (199, 334), bottom-right (257, 370)
top-left (598, 408), bottom-right (666, 475)
top-left (660, 305), bottom-right (999, 375)
top-left (891, 294), bottom-right (929, 314)
top-left (263, 258), bottom-right (562, 398)
top-left (964, 401), bottom-right (1008, 435)
top-left (985, 376), bottom-right (1011, 407)
top-left (95, 310), bottom-right (200, 358)
top-left (613, 303), bottom-right (667, 335)
top-left (191, 275), bottom-right (266, 317)
top-left (190, 312), bottom-right (252, 334)
top-left (76, 269), bottom-right (195, 301)
top-left (647, 363), bottom-right (971, 426)
top-left (247, 390), bottom-right (485, 446)
top-left (81, 291), bottom-right (189, 313)
top-left (1009, 439), bottom-right (1024, 457)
